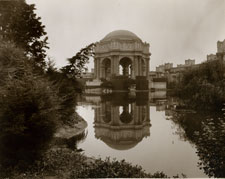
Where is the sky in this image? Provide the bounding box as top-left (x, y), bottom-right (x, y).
top-left (26, 0), bottom-right (225, 71)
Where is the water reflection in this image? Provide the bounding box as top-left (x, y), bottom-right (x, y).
top-left (53, 130), bottom-right (87, 150)
top-left (166, 102), bottom-right (225, 178)
top-left (78, 92), bottom-right (225, 177)
top-left (94, 93), bottom-right (151, 150)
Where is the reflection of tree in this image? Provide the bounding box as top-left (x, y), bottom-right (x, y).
top-left (170, 111), bottom-right (225, 177)
top-left (194, 118), bottom-right (225, 177)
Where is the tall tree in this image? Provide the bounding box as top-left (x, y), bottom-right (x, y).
top-left (0, 0), bottom-right (48, 68)
top-left (61, 43), bottom-right (95, 79)
top-left (175, 60), bottom-right (225, 110)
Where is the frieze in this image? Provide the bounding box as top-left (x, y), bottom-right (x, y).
top-left (95, 41), bottom-right (149, 54)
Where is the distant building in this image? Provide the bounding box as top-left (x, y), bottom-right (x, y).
top-left (217, 39), bottom-right (225, 53)
top-left (149, 77), bottom-right (167, 90)
top-left (184, 59), bottom-right (195, 66)
top-left (207, 54), bottom-right (217, 61)
top-left (153, 59), bottom-right (196, 85)
top-left (156, 63), bottom-right (173, 73)
top-left (207, 39), bottom-right (225, 62)
top-left (217, 39), bottom-right (225, 61)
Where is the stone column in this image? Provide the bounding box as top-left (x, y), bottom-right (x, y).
top-left (123, 65), bottom-right (129, 76)
top-left (96, 58), bottom-right (99, 79)
top-left (100, 62), bottom-right (104, 79)
top-left (112, 106), bottom-right (120, 125)
top-left (97, 59), bottom-right (101, 79)
top-left (131, 103), bottom-right (135, 121)
top-left (96, 107), bottom-right (100, 123)
top-left (111, 105), bottom-right (114, 125)
top-left (138, 57), bottom-right (142, 76)
top-left (114, 56), bottom-right (119, 76)
top-left (142, 59), bottom-right (146, 76)
top-left (110, 57), bottom-right (114, 77)
top-left (134, 56), bottom-right (139, 77)
top-left (146, 58), bottom-right (150, 80)
top-left (146, 104), bottom-right (150, 122)
top-left (94, 58), bottom-right (96, 79)
top-left (134, 104), bottom-right (139, 125)
top-left (98, 58), bottom-right (103, 79)
top-left (94, 108), bottom-right (98, 122)
top-left (138, 58), bottom-right (141, 76)
top-left (131, 63), bottom-right (135, 79)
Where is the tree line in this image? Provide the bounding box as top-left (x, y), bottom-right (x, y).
top-left (174, 59), bottom-right (225, 111)
top-left (0, 0), bottom-right (94, 174)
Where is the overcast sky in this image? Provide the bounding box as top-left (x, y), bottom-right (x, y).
top-left (27, 0), bottom-right (225, 71)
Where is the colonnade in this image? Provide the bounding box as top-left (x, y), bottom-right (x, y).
top-left (94, 56), bottom-right (150, 80)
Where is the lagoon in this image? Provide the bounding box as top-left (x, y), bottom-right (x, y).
top-left (76, 92), bottom-right (221, 177)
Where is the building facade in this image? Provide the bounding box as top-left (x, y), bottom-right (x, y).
top-left (207, 39), bottom-right (225, 62)
top-left (94, 30), bottom-right (151, 81)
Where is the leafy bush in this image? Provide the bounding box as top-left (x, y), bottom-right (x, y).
top-left (0, 43), bottom-right (61, 174)
top-left (46, 69), bottom-right (83, 124)
top-left (74, 157), bottom-right (168, 178)
top-left (175, 60), bottom-right (225, 111)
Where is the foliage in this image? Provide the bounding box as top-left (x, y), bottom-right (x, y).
top-left (0, 148), bottom-right (86, 179)
top-left (60, 43), bottom-right (95, 79)
top-left (175, 60), bottom-right (225, 111)
top-left (0, 42), bottom-right (27, 85)
top-left (0, 0), bottom-right (49, 67)
top-left (46, 68), bottom-right (84, 123)
top-left (0, 73), bottom-right (60, 137)
top-left (0, 42), bottom-right (61, 175)
top-left (4, 148), bottom-right (171, 178)
top-left (170, 110), bottom-right (225, 178)
top-left (74, 157), bottom-right (168, 178)
top-left (195, 117), bottom-right (225, 177)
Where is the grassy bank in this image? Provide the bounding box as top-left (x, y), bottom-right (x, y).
top-left (4, 148), bottom-right (171, 179)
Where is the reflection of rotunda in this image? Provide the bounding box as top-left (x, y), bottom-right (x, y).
top-left (94, 101), bottom-right (151, 150)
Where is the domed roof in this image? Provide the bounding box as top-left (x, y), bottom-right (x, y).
top-left (102, 30), bottom-right (141, 41)
top-left (101, 137), bottom-right (141, 150)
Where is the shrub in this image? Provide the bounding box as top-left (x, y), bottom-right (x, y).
top-left (175, 60), bottom-right (225, 111)
top-left (0, 43), bottom-right (61, 173)
top-left (74, 157), bottom-right (168, 178)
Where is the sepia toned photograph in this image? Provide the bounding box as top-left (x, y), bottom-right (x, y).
top-left (0, 0), bottom-right (225, 178)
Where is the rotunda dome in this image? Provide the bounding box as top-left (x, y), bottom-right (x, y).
top-left (101, 137), bottom-right (141, 150)
top-left (101, 30), bottom-right (141, 41)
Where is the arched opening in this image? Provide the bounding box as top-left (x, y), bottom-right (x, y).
top-left (119, 57), bottom-right (132, 77)
top-left (119, 104), bottom-right (132, 124)
top-left (103, 103), bottom-right (111, 123)
top-left (102, 58), bottom-right (111, 80)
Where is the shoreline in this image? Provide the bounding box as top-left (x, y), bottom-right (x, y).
top-left (54, 112), bottom-right (88, 139)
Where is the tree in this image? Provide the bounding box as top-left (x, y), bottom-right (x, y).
top-left (60, 43), bottom-right (95, 79)
top-left (0, 0), bottom-right (48, 68)
top-left (0, 42), bottom-right (61, 174)
top-left (175, 60), bottom-right (225, 111)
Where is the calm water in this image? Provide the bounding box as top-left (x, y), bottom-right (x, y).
top-left (0, 92), bottom-right (224, 177)
top-left (77, 92), bottom-right (225, 178)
